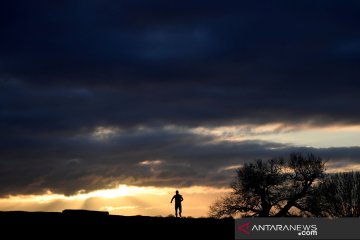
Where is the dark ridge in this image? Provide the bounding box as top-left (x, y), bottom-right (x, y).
top-left (0, 211), bottom-right (234, 239)
top-left (62, 209), bottom-right (109, 216)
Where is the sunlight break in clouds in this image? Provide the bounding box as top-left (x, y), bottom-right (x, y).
top-left (139, 160), bottom-right (163, 166)
top-left (326, 162), bottom-right (360, 173)
top-left (92, 126), bottom-right (120, 140)
top-left (191, 123), bottom-right (360, 148)
top-left (0, 185), bottom-right (230, 217)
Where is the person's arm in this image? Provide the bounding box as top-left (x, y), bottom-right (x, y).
top-left (170, 196), bottom-right (175, 203)
top-left (180, 196), bottom-right (183, 202)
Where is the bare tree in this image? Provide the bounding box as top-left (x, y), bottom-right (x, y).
top-left (209, 153), bottom-right (325, 218)
top-left (317, 171), bottom-right (360, 217)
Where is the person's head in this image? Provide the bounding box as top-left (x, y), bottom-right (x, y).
top-left (176, 190), bottom-right (179, 194)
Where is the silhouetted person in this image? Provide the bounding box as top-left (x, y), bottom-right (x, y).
top-left (170, 190), bottom-right (183, 217)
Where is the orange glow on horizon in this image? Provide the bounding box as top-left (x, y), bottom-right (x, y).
top-left (1, 163), bottom-right (358, 216)
top-left (0, 185), bottom-right (231, 217)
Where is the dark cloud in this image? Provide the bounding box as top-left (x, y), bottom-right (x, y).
top-left (1, 1), bottom-right (360, 195)
top-left (1, 127), bottom-right (360, 196)
top-left (1, 1), bottom-right (360, 131)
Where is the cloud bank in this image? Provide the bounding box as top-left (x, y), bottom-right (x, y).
top-left (1, 0), bottom-right (360, 196)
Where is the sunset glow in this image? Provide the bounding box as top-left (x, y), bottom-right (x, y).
top-left (0, 185), bottom-right (230, 217)
top-left (192, 124), bottom-right (360, 148)
top-left (1, 0), bottom-right (359, 220)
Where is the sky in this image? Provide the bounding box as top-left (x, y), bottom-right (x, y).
top-left (1, 0), bottom-right (360, 217)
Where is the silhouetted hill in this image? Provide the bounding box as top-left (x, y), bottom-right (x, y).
top-left (0, 210), bottom-right (234, 239)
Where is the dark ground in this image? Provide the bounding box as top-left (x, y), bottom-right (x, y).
top-left (0, 210), bottom-right (234, 239)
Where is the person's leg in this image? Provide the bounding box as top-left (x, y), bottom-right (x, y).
top-left (179, 205), bottom-right (182, 218)
top-left (175, 206), bottom-right (178, 217)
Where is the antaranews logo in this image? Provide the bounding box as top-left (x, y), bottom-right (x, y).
top-left (238, 222), bottom-right (251, 235)
top-left (237, 222), bottom-right (318, 237)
